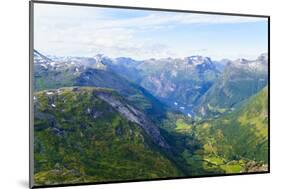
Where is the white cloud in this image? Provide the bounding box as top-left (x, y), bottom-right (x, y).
top-left (34, 3), bottom-right (267, 59)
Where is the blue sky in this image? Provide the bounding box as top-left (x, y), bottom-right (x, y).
top-left (34, 3), bottom-right (268, 60)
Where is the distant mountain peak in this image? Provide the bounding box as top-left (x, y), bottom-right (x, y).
top-left (231, 54), bottom-right (268, 70)
top-left (93, 54), bottom-right (105, 61)
top-left (185, 55), bottom-right (212, 65)
top-left (115, 57), bottom-right (136, 63)
top-left (236, 58), bottom-right (249, 64)
top-left (33, 49), bottom-right (52, 63)
top-left (258, 53), bottom-right (268, 61)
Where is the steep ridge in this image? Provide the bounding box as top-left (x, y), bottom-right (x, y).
top-left (95, 91), bottom-right (169, 148)
top-left (191, 86), bottom-right (268, 173)
top-left (134, 56), bottom-right (220, 115)
top-left (33, 50), bottom-right (168, 124)
top-left (196, 54), bottom-right (268, 117)
top-left (157, 86), bottom-right (268, 175)
top-left (33, 87), bottom-right (181, 186)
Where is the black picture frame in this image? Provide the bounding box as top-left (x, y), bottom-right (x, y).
top-left (29, 1), bottom-right (270, 188)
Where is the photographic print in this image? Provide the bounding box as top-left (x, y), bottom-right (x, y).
top-left (30, 1), bottom-right (269, 188)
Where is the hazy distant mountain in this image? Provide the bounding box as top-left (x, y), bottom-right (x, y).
top-left (196, 54), bottom-right (268, 117)
top-left (135, 56), bottom-right (220, 114)
top-left (213, 59), bottom-right (231, 72)
top-left (35, 50), bottom-right (268, 117)
top-left (33, 50), bottom-right (168, 124)
top-left (34, 49), bottom-right (52, 63)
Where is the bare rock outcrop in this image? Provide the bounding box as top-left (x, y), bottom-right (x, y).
top-left (96, 92), bottom-right (169, 148)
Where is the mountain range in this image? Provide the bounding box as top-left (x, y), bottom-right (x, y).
top-left (34, 50), bottom-right (268, 117)
top-left (33, 50), bottom-right (269, 186)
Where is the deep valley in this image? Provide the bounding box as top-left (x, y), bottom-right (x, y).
top-left (33, 50), bottom-right (269, 186)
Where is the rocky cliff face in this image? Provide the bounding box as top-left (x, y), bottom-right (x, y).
top-left (33, 87), bottom-right (180, 185)
top-left (96, 91), bottom-right (169, 148)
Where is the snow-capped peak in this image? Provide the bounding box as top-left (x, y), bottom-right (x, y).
top-left (34, 49), bottom-right (52, 63)
top-left (93, 54), bottom-right (105, 62)
top-left (257, 53), bottom-right (268, 62)
top-left (185, 56), bottom-right (212, 65)
top-left (231, 54), bottom-right (268, 72)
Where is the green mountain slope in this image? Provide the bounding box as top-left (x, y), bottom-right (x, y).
top-left (76, 68), bottom-right (169, 123)
top-left (33, 87), bottom-right (181, 186)
top-left (34, 57), bottom-right (168, 125)
top-left (195, 86), bottom-right (268, 172)
top-left (160, 87), bottom-right (268, 175)
top-left (196, 57), bottom-right (268, 117)
top-left (32, 50), bottom-right (269, 183)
